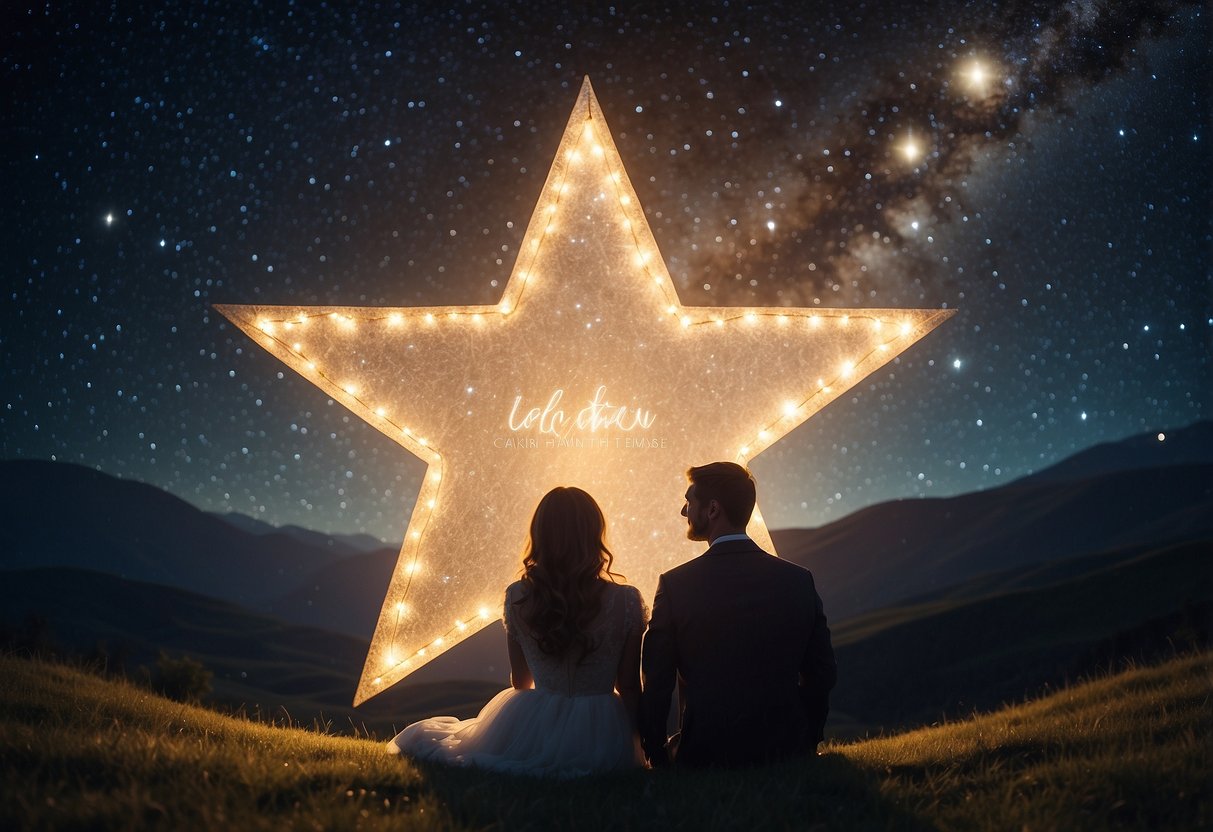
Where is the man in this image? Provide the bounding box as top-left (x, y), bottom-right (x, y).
top-left (639, 462), bottom-right (836, 767)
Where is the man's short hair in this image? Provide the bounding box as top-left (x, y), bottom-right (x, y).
top-left (686, 462), bottom-right (756, 527)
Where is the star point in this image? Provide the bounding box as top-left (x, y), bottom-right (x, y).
top-left (216, 77), bottom-right (953, 705)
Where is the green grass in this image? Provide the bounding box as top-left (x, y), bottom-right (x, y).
top-left (2, 652), bottom-right (1209, 831)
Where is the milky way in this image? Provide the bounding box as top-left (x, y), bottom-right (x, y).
top-left (3, 1), bottom-right (1208, 541)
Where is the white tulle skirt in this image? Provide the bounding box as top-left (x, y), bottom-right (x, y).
top-left (387, 687), bottom-right (643, 778)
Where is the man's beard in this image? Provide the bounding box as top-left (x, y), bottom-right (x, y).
top-left (685, 511), bottom-right (709, 542)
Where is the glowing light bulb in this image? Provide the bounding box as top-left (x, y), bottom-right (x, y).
top-left (841, 361), bottom-right (855, 377)
top-left (783, 401), bottom-right (797, 417)
top-left (680, 316), bottom-right (691, 328)
top-left (758, 429), bottom-right (771, 441)
top-left (901, 320), bottom-right (913, 335)
top-left (478, 607), bottom-right (491, 619)
top-left (388, 312), bottom-right (403, 326)
top-left (344, 384), bottom-right (358, 395)
top-left (376, 407), bottom-right (387, 418)
top-left (292, 342), bottom-right (302, 351)
top-left (901, 137), bottom-right (921, 162)
top-left (404, 561), bottom-right (420, 575)
top-left (258, 320), bottom-right (274, 333)
top-left (620, 195), bottom-right (631, 205)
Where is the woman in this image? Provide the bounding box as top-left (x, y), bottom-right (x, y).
top-left (388, 487), bottom-right (646, 777)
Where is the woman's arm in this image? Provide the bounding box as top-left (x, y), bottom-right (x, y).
top-left (615, 627), bottom-right (642, 731)
top-left (507, 633), bottom-right (534, 690)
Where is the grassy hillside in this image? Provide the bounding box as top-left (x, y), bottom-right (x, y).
top-left (2, 652), bottom-right (1208, 831)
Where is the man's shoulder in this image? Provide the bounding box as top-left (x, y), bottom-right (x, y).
top-left (660, 542), bottom-right (816, 582)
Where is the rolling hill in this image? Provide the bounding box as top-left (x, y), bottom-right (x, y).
top-left (1, 650), bottom-right (1208, 830)
top-left (0, 459), bottom-right (399, 618)
top-left (773, 462), bottom-right (1213, 621)
top-left (0, 566), bottom-right (501, 733)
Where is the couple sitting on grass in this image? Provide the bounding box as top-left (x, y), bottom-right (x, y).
top-left (388, 461), bottom-right (837, 776)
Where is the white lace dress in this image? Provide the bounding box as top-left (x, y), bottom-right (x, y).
top-left (388, 580), bottom-right (646, 778)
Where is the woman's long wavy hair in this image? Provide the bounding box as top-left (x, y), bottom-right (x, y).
top-left (517, 487), bottom-right (622, 661)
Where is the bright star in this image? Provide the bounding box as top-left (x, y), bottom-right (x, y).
top-left (216, 79), bottom-right (953, 704)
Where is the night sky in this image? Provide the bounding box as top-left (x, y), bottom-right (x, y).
top-left (4, 1), bottom-right (1209, 545)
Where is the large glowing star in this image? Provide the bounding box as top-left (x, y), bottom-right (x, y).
top-left (216, 78), bottom-right (953, 705)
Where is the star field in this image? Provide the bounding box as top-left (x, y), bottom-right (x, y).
top-left (3, 1), bottom-right (1209, 543)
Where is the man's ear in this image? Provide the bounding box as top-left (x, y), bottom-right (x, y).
top-left (707, 499), bottom-right (720, 519)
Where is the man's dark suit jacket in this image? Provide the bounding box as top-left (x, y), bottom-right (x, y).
top-left (639, 538), bottom-right (836, 767)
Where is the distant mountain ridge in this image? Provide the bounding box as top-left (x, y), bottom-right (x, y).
top-left (0, 460), bottom-right (398, 612)
top-left (772, 462), bottom-right (1213, 621)
top-left (1011, 419), bottom-right (1213, 485)
top-left (213, 511), bottom-right (389, 557)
